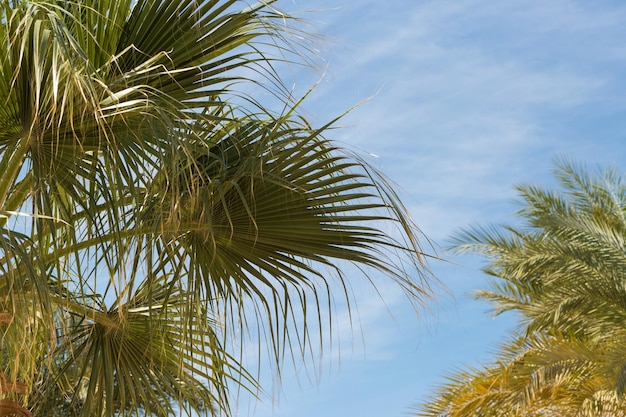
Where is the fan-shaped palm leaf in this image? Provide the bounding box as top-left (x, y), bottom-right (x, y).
top-left (0, 1), bottom-right (433, 415)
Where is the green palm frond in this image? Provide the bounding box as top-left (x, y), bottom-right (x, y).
top-left (417, 159), bottom-right (626, 416)
top-left (0, 1), bottom-right (433, 415)
top-left (30, 279), bottom-right (248, 417)
top-left (134, 104), bottom-right (430, 375)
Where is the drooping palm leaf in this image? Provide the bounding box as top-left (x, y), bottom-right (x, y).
top-left (0, 1), bottom-right (432, 415)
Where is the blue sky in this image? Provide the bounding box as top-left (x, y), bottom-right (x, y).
top-left (235, 1), bottom-right (626, 416)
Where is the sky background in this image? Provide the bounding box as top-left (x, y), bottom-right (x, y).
top-left (235, 1), bottom-right (626, 416)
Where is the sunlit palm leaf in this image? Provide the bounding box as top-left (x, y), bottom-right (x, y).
top-left (417, 159), bottom-right (626, 416)
top-left (32, 279), bottom-right (249, 417)
top-left (0, 0), bottom-right (432, 415)
top-left (136, 106), bottom-right (430, 372)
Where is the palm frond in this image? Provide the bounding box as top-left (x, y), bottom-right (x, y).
top-left (418, 161), bottom-right (626, 416)
top-left (0, 1), bottom-right (433, 415)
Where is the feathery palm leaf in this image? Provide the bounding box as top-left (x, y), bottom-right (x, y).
top-left (416, 159), bottom-right (626, 416)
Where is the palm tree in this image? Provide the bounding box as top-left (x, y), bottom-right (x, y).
top-left (0, 0), bottom-right (432, 416)
top-left (415, 159), bottom-right (626, 417)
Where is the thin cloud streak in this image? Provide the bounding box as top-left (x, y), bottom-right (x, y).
top-left (241, 1), bottom-right (626, 416)
top-left (298, 0), bottom-right (624, 243)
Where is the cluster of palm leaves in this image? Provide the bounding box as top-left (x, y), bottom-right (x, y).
top-left (416, 159), bottom-right (626, 417)
top-left (0, 0), bottom-right (432, 416)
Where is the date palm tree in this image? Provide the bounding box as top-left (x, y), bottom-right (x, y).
top-left (0, 0), bottom-right (432, 416)
top-left (416, 159), bottom-right (626, 417)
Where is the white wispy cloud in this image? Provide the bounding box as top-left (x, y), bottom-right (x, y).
top-left (241, 1), bottom-right (626, 416)
top-left (294, 0), bottom-right (624, 243)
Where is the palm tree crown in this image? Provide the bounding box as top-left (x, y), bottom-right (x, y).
top-left (0, 0), bottom-right (432, 416)
top-left (416, 159), bottom-right (626, 417)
